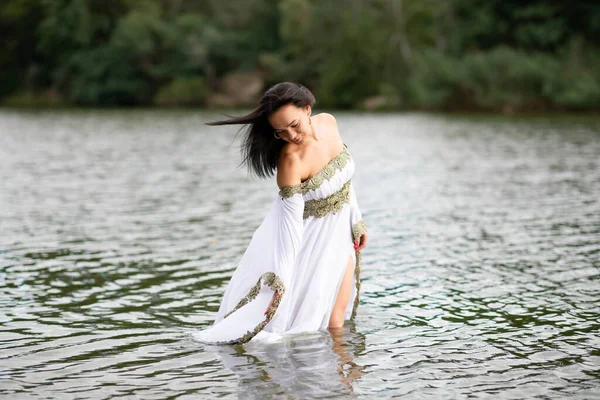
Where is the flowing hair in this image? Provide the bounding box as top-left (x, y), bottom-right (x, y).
top-left (205, 82), bottom-right (316, 178)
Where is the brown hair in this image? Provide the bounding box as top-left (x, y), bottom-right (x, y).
top-left (206, 82), bottom-right (316, 178)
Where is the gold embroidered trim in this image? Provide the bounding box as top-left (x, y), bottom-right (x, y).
top-left (215, 271), bottom-right (285, 345)
top-left (351, 219), bottom-right (366, 243)
top-left (303, 179), bottom-right (351, 219)
top-left (350, 220), bottom-right (366, 320)
top-left (351, 250), bottom-right (362, 320)
top-left (279, 186), bottom-right (300, 199)
top-left (278, 144), bottom-right (351, 198)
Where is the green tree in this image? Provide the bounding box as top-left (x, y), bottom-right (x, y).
top-left (0, 0), bottom-right (45, 97)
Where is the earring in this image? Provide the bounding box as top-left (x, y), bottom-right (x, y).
top-left (273, 131), bottom-right (281, 139)
top-left (309, 116), bottom-right (312, 125)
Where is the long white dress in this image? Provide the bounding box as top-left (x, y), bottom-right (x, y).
top-left (193, 143), bottom-right (366, 345)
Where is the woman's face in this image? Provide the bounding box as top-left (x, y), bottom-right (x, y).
top-left (268, 104), bottom-right (311, 145)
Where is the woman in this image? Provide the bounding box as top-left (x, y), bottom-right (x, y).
top-left (193, 82), bottom-right (368, 345)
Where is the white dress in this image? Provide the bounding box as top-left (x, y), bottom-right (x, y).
top-left (193, 143), bottom-right (366, 344)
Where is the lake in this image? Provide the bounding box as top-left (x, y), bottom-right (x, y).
top-left (1, 109), bottom-right (599, 398)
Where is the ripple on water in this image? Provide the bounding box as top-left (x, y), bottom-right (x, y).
top-left (0, 110), bottom-right (599, 398)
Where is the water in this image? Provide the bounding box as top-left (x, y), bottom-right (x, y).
top-left (1, 109), bottom-right (599, 399)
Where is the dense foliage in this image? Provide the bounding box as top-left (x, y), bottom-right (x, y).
top-left (2, 0), bottom-right (599, 111)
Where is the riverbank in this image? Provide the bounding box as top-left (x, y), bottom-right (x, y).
top-left (3, 94), bottom-right (600, 117)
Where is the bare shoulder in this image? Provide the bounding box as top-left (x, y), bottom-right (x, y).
top-left (314, 112), bottom-right (343, 148)
top-left (315, 112), bottom-right (338, 126)
top-left (277, 149), bottom-right (302, 188)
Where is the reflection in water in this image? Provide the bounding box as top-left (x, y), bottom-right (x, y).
top-left (205, 323), bottom-right (366, 398)
top-left (330, 322), bottom-right (367, 392)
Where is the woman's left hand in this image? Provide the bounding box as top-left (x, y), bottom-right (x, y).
top-left (354, 230), bottom-right (368, 252)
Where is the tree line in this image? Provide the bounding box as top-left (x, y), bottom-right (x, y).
top-left (2, 0), bottom-right (599, 111)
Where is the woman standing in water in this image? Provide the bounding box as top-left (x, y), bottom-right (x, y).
top-left (194, 82), bottom-right (367, 344)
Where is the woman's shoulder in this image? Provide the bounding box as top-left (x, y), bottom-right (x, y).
top-left (314, 112), bottom-right (343, 148)
top-left (277, 149), bottom-right (302, 189)
top-left (315, 112), bottom-right (337, 126)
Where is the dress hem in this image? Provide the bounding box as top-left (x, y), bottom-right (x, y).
top-left (215, 272), bottom-right (285, 345)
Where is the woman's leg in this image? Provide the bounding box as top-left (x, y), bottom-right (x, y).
top-left (329, 255), bottom-right (355, 328)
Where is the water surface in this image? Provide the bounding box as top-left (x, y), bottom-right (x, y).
top-left (1, 109), bottom-right (599, 398)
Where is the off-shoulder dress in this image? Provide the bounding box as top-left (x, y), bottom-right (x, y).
top-left (193, 143), bottom-right (366, 344)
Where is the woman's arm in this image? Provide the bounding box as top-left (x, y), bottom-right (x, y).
top-left (277, 151), bottom-right (302, 189)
